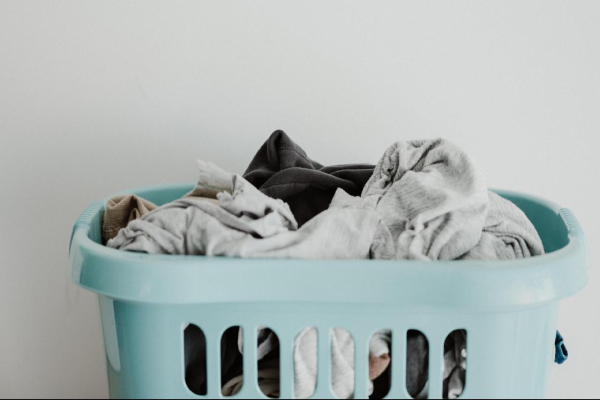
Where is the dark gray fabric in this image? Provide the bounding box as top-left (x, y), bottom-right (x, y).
top-left (407, 330), bottom-right (429, 398)
top-left (243, 130), bottom-right (374, 226)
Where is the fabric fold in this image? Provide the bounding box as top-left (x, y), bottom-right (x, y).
top-left (362, 138), bottom-right (490, 261)
top-left (102, 195), bottom-right (157, 243)
top-left (108, 162), bottom-right (384, 261)
top-left (460, 191), bottom-right (545, 260)
top-left (244, 130), bottom-right (375, 226)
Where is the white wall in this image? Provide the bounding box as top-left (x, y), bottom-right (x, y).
top-left (0, 1), bottom-right (599, 398)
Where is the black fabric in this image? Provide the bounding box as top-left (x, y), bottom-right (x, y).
top-left (243, 130), bottom-right (375, 226)
top-left (184, 325), bottom-right (207, 395)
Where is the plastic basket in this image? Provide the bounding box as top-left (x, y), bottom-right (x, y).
top-left (69, 184), bottom-right (589, 399)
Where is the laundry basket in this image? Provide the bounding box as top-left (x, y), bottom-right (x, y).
top-left (69, 184), bottom-right (589, 399)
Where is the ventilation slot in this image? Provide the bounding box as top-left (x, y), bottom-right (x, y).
top-left (407, 330), bottom-right (429, 399)
top-left (221, 326), bottom-right (244, 397)
top-left (294, 327), bottom-right (318, 398)
top-left (369, 330), bottom-right (392, 399)
top-left (184, 324), bottom-right (207, 396)
top-left (330, 327), bottom-right (355, 399)
top-left (256, 327), bottom-right (280, 398)
top-left (443, 330), bottom-right (467, 399)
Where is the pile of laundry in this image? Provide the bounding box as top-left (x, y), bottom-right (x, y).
top-left (103, 131), bottom-right (546, 399)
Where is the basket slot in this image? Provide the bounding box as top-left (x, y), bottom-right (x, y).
top-left (258, 328), bottom-right (280, 398)
top-left (183, 324), bottom-right (208, 396)
top-left (442, 330), bottom-right (468, 400)
top-left (183, 322), bottom-right (470, 398)
top-left (405, 330), bottom-right (430, 400)
top-left (366, 329), bottom-right (392, 399)
top-left (219, 326), bottom-right (243, 398)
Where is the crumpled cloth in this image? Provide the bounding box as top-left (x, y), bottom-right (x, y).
top-left (108, 162), bottom-right (385, 260)
top-left (362, 138), bottom-right (489, 261)
top-left (102, 195), bottom-right (157, 243)
top-left (243, 130), bottom-right (374, 226)
top-left (460, 191), bottom-right (545, 260)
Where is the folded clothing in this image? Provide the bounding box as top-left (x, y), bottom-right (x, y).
top-left (243, 130), bottom-right (374, 226)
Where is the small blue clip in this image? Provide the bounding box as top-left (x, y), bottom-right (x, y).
top-left (555, 331), bottom-right (568, 365)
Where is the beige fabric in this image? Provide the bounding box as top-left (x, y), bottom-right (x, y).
top-left (369, 353), bottom-right (391, 381)
top-left (102, 195), bottom-right (157, 243)
top-left (103, 159), bottom-right (228, 244)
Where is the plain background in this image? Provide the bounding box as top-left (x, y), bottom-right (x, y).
top-left (0, 1), bottom-right (599, 398)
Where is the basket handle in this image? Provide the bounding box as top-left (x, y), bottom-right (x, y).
top-left (69, 201), bottom-right (104, 253)
top-left (558, 208), bottom-right (584, 240)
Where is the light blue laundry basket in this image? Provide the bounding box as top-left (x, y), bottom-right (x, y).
top-left (69, 184), bottom-right (589, 399)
